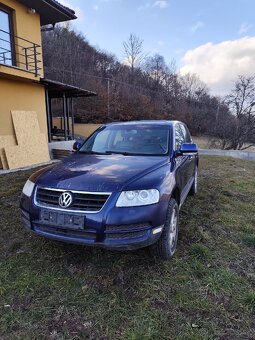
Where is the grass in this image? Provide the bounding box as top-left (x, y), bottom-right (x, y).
top-left (242, 292), bottom-right (255, 313)
top-left (241, 234), bottom-right (255, 248)
top-left (0, 156), bottom-right (255, 339)
top-left (189, 244), bottom-right (211, 260)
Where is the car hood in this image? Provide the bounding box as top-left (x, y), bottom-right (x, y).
top-left (36, 153), bottom-right (169, 192)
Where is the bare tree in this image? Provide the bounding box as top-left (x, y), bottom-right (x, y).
top-left (42, 26), bottom-right (228, 134)
top-left (123, 33), bottom-right (144, 72)
top-left (145, 54), bottom-right (169, 86)
top-left (225, 75), bottom-right (255, 149)
top-left (180, 73), bottom-right (208, 101)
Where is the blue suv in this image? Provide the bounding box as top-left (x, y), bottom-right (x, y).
top-left (20, 121), bottom-right (198, 259)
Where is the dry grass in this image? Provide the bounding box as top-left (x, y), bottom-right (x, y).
top-left (0, 156), bottom-right (255, 339)
top-left (193, 136), bottom-right (255, 151)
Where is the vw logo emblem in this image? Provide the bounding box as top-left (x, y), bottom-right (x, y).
top-left (59, 192), bottom-right (73, 208)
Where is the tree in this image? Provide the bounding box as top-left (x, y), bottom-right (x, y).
top-left (123, 33), bottom-right (144, 72)
top-left (180, 73), bottom-right (208, 102)
top-left (225, 75), bottom-right (255, 149)
top-left (42, 25), bottom-right (231, 135)
top-left (145, 54), bottom-right (168, 86)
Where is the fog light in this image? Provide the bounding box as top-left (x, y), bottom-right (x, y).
top-left (152, 226), bottom-right (163, 234)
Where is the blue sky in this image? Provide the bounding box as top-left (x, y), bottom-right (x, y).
top-left (59, 0), bottom-right (255, 95)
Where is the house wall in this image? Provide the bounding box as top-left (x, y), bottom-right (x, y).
top-left (0, 78), bottom-right (47, 137)
top-left (52, 118), bottom-right (101, 138)
top-left (74, 123), bottom-right (101, 137)
top-left (0, 0), bottom-right (43, 79)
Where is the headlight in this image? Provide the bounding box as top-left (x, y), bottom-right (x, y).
top-left (116, 189), bottom-right (160, 207)
top-left (22, 180), bottom-right (35, 197)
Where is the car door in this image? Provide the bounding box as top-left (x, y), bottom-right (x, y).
top-left (174, 123), bottom-right (190, 197)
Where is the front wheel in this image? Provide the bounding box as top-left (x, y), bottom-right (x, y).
top-left (150, 198), bottom-right (179, 260)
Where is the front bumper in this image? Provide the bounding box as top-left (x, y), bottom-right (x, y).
top-left (20, 192), bottom-right (168, 250)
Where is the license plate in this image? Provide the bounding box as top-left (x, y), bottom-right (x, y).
top-left (40, 210), bottom-right (84, 229)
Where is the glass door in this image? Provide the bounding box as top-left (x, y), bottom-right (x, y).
top-left (0, 8), bottom-right (13, 66)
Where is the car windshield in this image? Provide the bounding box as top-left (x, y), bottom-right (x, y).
top-left (79, 124), bottom-right (170, 156)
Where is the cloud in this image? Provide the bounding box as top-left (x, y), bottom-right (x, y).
top-left (58, 0), bottom-right (72, 7)
top-left (180, 37), bottom-right (255, 96)
top-left (190, 21), bottom-right (205, 34)
top-left (175, 48), bottom-right (185, 55)
top-left (138, 0), bottom-right (169, 11)
top-left (93, 0), bottom-right (121, 10)
top-left (58, 0), bottom-right (84, 21)
top-left (157, 40), bottom-right (165, 46)
top-left (238, 22), bottom-right (253, 35)
top-left (137, 2), bottom-right (151, 11)
top-left (153, 1), bottom-right (169, 8)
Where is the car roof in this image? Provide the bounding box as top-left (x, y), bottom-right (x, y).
top-left (105, 120), bottom-right (182, 127)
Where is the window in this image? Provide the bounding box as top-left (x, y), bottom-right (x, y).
top-left (175, 124), bottom-right (185, 149)
top-left (0, 6), bottom-right (13, 66)
top-left (90, 129), bottom-right (111, 152)
top-left (180, 124), bottom-right (192, 143)
top-left (79, 125), bottom-right (170, 156)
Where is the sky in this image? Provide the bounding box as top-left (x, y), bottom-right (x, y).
top-left (59, 0), bottom-right (255, 96)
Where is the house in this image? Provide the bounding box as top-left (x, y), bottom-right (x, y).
top-left (0, 0), bottom-right (96, 170)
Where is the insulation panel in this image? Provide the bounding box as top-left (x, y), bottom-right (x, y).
top-left (1, 111), bottom-right (50, 170)
top-left (4, 134), bottom-right (50, 169)
top-left (0, 135), bottom-right (17, 169)
top-left (11, 111), bottom-right (41, 145)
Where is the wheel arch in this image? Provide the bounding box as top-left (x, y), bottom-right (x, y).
top-left (171, 186), bottom-right (181, 206)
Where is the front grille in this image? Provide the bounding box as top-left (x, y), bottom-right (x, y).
top-left (35, 187), bottom-right (110, 212)
top-left (34, 224), bottom-right (96, 240)
top-left (105, 223), bottom-right (150, 241)
top-left (105, 223), bottom-right (150, 232)
top-left (105, 230), bottom-right (147, 240)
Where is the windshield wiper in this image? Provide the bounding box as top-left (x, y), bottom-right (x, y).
top-left (79, 150), bottom-right (131, 155)
top-left (106, 151), bottom-right (152, 156)
top-left (78, 150), bottom-right (107, 155)
top-left (80, 150), bottom-right (166, 156)
top-left (105, 150), bottom-right (131, 155)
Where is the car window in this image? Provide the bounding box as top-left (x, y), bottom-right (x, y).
top-left (89, 129), bottom-right (111, 152)
top-left (79, 125), bottom-right (170, 156)
top-left (175, 124), bottom-right (185, 149)
top-left (185, 126), bottom-right (192, 143)
top-left (180, 124), bottom-right (192, 143)
top-left (111, 130), bottom-right (123, 146)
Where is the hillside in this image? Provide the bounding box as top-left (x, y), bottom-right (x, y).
top-left (42, 27), bottom-right (231, 137)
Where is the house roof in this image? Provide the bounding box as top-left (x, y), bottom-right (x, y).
top-left (41, 79), bottom-right (97, 98)
top-left (18, 0), bottom-right (77, 25)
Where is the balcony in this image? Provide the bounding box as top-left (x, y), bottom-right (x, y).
top-left (0, 29), bottom-right (42, 76)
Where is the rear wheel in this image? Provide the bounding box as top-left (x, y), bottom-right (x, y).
top-left (189, 166), bottom-right (198, 195)
top-left (150, 198), bottom-right (179, 260)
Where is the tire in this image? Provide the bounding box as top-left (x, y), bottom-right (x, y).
top-left (150, 198), bottom-right (179, 260)
top-left (189, 166), bottom-right (198, 196)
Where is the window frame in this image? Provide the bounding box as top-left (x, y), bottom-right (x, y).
top-left (0, 3), bottom-right (15, 66)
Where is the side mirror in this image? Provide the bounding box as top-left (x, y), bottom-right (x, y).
top-left (178, 143), bottom-right (198, 155)
top-left (73, 141), bottom-right (81, 151)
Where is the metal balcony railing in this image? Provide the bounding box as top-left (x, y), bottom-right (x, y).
top-left (0, 29), bottom-right (42, 76)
